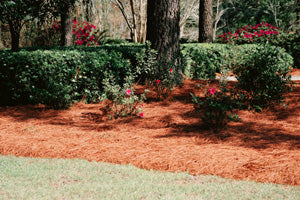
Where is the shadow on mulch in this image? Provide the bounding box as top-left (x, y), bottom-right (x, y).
top-left (154, 119), bottom-right (300, 150)
top-left (0, 105), bottom-right (61, 122)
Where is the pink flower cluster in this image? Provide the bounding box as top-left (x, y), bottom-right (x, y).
top-left (207, 88), bottom-right (216, 95)
top-left (126, 89), bottom-right (131, 95)
top-left (72, 20), bottom-right (99, 46)
top-left (135, 104), bottom-right (144, 118)
top-left (218, 22), bottom-right (280, 43)
top-left (52, 20), bottom-right (61, 31)
top-left (51, 19), bottom-right (99, 46)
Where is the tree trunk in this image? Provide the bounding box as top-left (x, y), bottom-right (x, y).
top-left (130, 0), bottom-right (138, 42)
top-left (84, 0), bottom-right (91, 22)
top-left (198, 0), bottom-right (213, 43)
top-left (297, 0), bottom-right (300, 28)
top-left (8, 21), bottom-right (21, 52)
top-left (0, 22), bottom-right (4, 49)
top-left (61, 1), bottom-right (73, 46)
top-left (146, 0), bottom-right (181, 66)
top-left (138, 0), bottom-right (144, 43)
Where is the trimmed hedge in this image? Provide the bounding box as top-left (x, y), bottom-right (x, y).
top-left (181, 43), bottom-right (294, 79)
top-left (0, 49), bottom-right (132, 108)
top-left (0, 43), bottom-right (294, 108)
top-left (268, 32), bottom-right (300, 68)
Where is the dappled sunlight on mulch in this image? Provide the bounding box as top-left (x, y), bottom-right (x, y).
top-left (0, 80), bottom-right (299, 186)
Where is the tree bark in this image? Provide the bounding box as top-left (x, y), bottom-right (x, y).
top-left (84, 0), bottom-right (91, 22)
top-left (8, 21), bottom-right (21, 52)
top-left (0, 22), bottom-right (4, 49)
top-left (146, 0), bottom-right (181, 66)
top-left (130, 0), bottom-right (138, 42)
top-left (297, 0), bottom-right (300, 28)
top-left (61, 1), bottom-right (73, 46)
top-left (198, 0), bottom-right (213, 43)
top-left (138, 0), bottom-right (144, 43)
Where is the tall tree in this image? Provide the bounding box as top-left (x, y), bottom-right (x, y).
top-left (60, 0), bottom-right (74, 46)
top-left (83, 0), bottom-right (91, 22)
top-left (0, 22), bottom-right (4, 49)
top-left (297, 0), bottom-right (300, 28)
top-left (0, 0), bottom-right (50, 51)
top-left (146, 0), bottom-right (181, 65)
top-left (198, 0), bottom-right (213, 42)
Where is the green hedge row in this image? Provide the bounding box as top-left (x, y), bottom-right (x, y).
top-left (0, 49), bottom-right (132, 108)
top-left (181, 43), bottom-right (294, 79)
top-left (214, 31), bottom-right (300, 68)
top-left (0, 43), bottom-right (294, 108)
top-left (267, 32), bottom-right (300, 68)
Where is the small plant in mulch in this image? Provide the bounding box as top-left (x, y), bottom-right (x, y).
top-left (136, 41), bottom-right (183, 100)
top-left (153, 68), bottom-right (182, 100)
top-left (191, 81), bottom-right (241, 131)
top-left (102, 75), bottom-right (149, 120)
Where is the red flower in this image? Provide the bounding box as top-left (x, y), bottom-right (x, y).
top-left (207, 88), bottom-right (216, 95)
top-left (126, 89), bottom-right (131, 95)
top-left (156, 80), bottom-right (161, 84)
top-left (139, 112), bottom-right (144, 117)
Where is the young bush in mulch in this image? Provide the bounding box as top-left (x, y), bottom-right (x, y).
top-left (0, 80), bottom-right (299, 186)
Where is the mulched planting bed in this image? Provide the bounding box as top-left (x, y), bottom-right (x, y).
top-left (0, 79), bottom-right (299, 186)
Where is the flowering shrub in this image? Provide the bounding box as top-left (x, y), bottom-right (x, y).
top-left (51, 19), bottom-right (99, 46)
top-left (102, 75), bottom-right (149, 119)
top-left (72, 20), bottom-right (99, 46)
top-left (153, 68), bottom-right (182, 99)
top-left (136, 41), bottom-right (183, 99)
top-left (216, 22), bottom-right (280, 44)
top-left (191, 82), bottom-right (241, 130)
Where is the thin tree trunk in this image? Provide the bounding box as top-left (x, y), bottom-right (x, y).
top-left (213, 0), bottom-right (228, 41)
top-left (130, 0), bottom-right (138, 42)
top-left (138, 0), bottom-right (144, 43)
top-left (297, 0), bottom-right (300, 28)
top-left (0, 22), bottom-right (4, 49)
top-left (199, 0), bottom-right (213, 43)
top-left (146, 0), bottom-right (181, 66)
top-left (114, 0), bottom-right (134, 41)
top-left (61, 1), bottom-right (73, 46)
top-left (84, 0), bottom-right (90, 22)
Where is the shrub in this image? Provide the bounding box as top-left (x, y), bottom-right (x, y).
top-left (215, 22), bottom-right (300, 68)
top-left (0, 49), bottom-right (132, 108)
top-left (216, 22), bottom-right (280, 44)
top-left (180, 43), bottom-right (294, 79)
top-left (181, 44), bottom-right (231, 79)
top-left (135, 41), bottom-right (183, 99)
top-left (102, 74), bottom-right (149, 119)
top-left (191, 81), bottom-right (241, 130)
top-left (153, 68), bottom-right (182, 99)
top-left (233, 44), bottom-right (294, 109)
top-left (269, 31), bottom-right (300, 68)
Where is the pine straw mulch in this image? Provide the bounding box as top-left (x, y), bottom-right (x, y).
top-left (0, 79), bottom-right (299, 186)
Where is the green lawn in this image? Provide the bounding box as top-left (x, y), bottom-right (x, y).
top-left (0, 155), bottom-right (299, 200)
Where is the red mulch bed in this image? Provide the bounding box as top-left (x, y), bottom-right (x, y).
top-left (0, 79), bottom-right (299, 186)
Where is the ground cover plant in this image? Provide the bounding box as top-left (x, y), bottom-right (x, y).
top-left (1, 155), bottom-right (299, 200)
